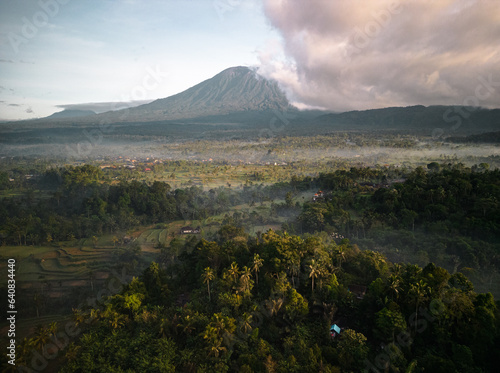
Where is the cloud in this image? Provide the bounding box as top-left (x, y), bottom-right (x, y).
top-left (8, 103), bottom-right (20, 107)
top-left (0, 59), bottom-right (14, 63)
top-left (260, 0), bottom-right (500, 111)
top-left (56, 100), bottom-right (154, 113)
top-left (25, 107), bottom-right (34, 114)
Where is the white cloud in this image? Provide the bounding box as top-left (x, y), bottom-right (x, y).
top-left (260, 0), bottom-right (500, 111)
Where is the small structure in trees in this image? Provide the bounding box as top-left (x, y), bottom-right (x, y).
top-left (348, 284), bottom-right (367, 300)
top-left (313, 190), bottom-right (325, 202)
top-left (330, 324), bottom-right (342, 338)
top-left (180, 226), bottom-right (201, 234)
top-left (122, 236), bottom-right (133, 244)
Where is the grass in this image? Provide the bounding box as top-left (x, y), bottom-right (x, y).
top-left (0, 244), bottom-right (125, 284)
top-left (0, 245), bottom-right (58, 259)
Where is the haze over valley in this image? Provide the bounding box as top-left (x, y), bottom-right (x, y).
top-left (1, 1), bottom-right (499, 372)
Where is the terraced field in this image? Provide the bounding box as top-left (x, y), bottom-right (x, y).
top-left (0, 244), bottom-right (124, 283)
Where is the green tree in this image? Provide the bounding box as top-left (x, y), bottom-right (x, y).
top-left (337, 329), bottom-right (369, 371)
top-left (240, 266), bottom-right (252, 293)
top-left (227, 261), bottom-right (240, 284)
top-left (374, 305), bottom-right (407, 342)
top-left (202, 267), bottom-right (216, 301)
top-left (409, 280), bottom-right (429, 334)
top-left (308, 259), bottom-right (320, 292)
top-left (252, 253), bottom-right (264, 286)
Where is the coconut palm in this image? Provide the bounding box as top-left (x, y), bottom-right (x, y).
top-left (202, 267), bottom-right (216, 301)
top-left (308, 259), bottom-right (321, 292)
top-left (409, 280), bottom-right (429, 333)
top-left (228, 262), bottom-right (240, 283)
top-left (388, 274), bottom-right (401, 300)
top-left (31, 324), bottom-right (52, 351)
top-left (266, 298), bottom-right (284, 316)
top-left (335, 246), bottom-right (347, 269)
top-left (239, 312), bottom-right (253, 334)
top-left (240, 266), bottom-right (252, 293)
top-left (252, 253), bottom-right (264, 285)
top-left (178, 314), bottom-right (196, 335)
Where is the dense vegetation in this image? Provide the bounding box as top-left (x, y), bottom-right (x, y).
top-left (448, 131), bottom-right (500, 144)
top-left (294, 164), bottom-right (500, 280)
top-left (1, 162), bottom-right (499, 372)
top-left (0, 164), bottom-right (294, 245)
top-left (11, 230), bottom-right (499, 372)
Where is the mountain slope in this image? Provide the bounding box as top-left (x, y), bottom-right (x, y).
top-left (97, 66), bottom-right (292, 123)
top-left (314, 105), bottom-right (500, 135)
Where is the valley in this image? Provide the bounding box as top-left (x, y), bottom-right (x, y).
top-left (0, 66), bottom-right (499, 372)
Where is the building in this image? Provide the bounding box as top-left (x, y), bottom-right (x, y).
top-left (180, 226), bottom-right (201, 234)
top-left (348, 284), bottom-right (367, 300)
top-left (313, 190), bottom-right (325, 202)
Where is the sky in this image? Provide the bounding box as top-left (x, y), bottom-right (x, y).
top-left (1, 0), bottom-right (499, 121)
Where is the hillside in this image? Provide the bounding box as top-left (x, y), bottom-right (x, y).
top-left (92, 66), bottom-right (293, 123)
top-left (447, 130), bottom-right (500, 143)
top-left (314, 105), bottom-right (500, 135)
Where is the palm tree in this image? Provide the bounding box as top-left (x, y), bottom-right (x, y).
top-left (239, 312), bottom-right (253, 334)
top-left (289, 259), bottom-right (300, 288)
top-left (308, 259), bottom-right (321, 292)
top-left (409, 280), bottom-right (429, 333)
top-left (206, 334), bottom-right (226, 358)
top-left (202, 267), bottom-right (215, 301)
top-left (252, 254), bottom-right (264, 286)
top-left (178, 315), bottom-right (196, 335)
top-left (388, 274), bottom-right (401, 300)
top-left (204, 313), bottom-right (234, 357)
top-left (335, 246), bottom-right (347, 269)
top-left (228, 262), bottom-right (240, 284)
top-left (266, 298), bottom-right (283, 316)
top-left (240, 266), bottom-right (252, 293)
top-left (31, 324), bottom-right (52, 351)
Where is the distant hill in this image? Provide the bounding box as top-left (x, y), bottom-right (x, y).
top-left (2, 66), bottom-right (499, 142)
top-left (447, 130), bottom-right (500, 143)
top-left (47, 109), bottom-right (96, 119)
top-left (313, 105), bottom-right (500, 135)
